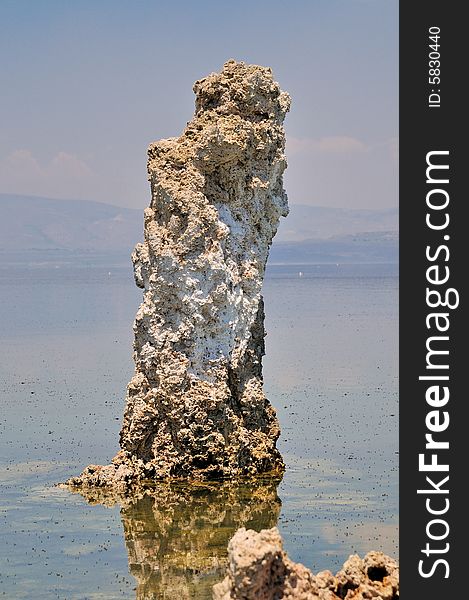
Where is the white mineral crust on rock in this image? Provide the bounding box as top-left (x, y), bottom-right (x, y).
top-left (68, 60), bottom-right (290, 488)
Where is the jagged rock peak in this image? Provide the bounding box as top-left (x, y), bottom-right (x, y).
top-left (192, 60), bottom-right (291, 119)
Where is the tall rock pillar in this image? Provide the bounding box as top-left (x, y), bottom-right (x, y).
top-left (69, 60), bottom-right (290, 489)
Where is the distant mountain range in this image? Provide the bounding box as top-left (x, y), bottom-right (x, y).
top-left (276, 204), bottom-right (398, 242)
top-left (0, 194), bottom-right (142, 252)
top-left (270, 231), bottom-right (398, 265)
top-left (0, 194), bottom-right (398, 263)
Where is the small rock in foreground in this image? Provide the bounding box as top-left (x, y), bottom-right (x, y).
top-left (213, 527), bottom-right (399, 600)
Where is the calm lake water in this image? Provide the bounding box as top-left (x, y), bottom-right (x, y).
top-left (0, 253), bottom-right (398, 599)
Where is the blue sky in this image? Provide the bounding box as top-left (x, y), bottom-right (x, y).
top-left (0, 0), bottom-right (398, 209)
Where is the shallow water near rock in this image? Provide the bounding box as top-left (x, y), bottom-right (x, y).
top-left (0, 253), bottom-right (398, 599)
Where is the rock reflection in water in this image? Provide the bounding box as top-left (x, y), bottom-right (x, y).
top-left (70, 478), bottom-right (281, 599)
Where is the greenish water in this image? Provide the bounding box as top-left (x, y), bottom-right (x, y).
top-left (0, 256), bottom-right (398, 599)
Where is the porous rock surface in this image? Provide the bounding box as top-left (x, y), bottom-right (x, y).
top-left (213, 528), bottom-right (399, 600)
top-left (67, 60), bottom-right (290, 490)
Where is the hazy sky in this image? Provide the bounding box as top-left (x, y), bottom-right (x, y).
top-left (0, 0), bottom-right (398, 210)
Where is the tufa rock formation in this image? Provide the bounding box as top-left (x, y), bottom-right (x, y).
top-left (67, 60), bottom-right (290, 490)
top-left (213, 528), bottom-right (399, 600)
top-left (68, 479), bottom-right (281, 600)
